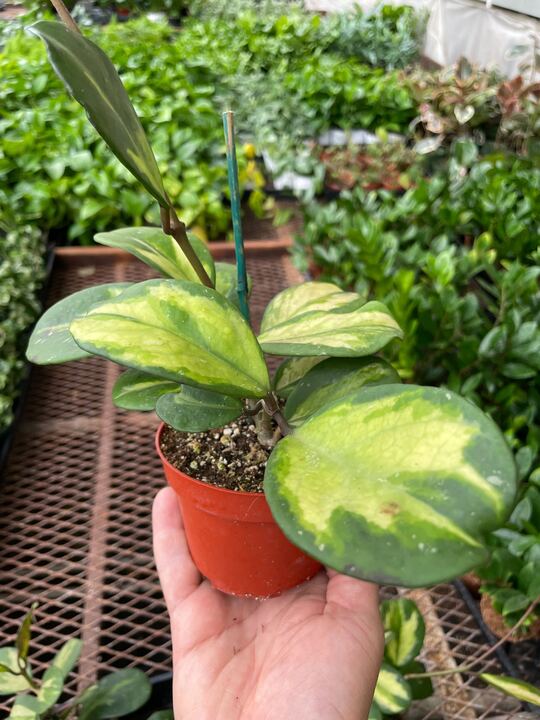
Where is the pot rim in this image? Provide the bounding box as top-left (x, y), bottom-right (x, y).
top-left (155, 421), bottom-right (266, 499)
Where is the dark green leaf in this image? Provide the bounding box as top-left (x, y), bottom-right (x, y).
top-left (401, 660), bottom-right (434, 700)
top-left (16, 605), bottom-right (36, 668)
top-left (113, 370), bottom-right (179, 411)
top-left (156, 386), bottom-right (242, 432)
top-left (285, 356), bottom-right (400, 425)
top-left (29, 22), bottom-right (168, 207)
top-left (79, 668), bottom-right (152, 720)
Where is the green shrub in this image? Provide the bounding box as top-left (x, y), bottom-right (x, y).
top-left (0, 222), bottom-right (46, 433)
top-left (295, 154), bottom-right (540, 472)
top-left (0, 7), bottom-right (420, 244)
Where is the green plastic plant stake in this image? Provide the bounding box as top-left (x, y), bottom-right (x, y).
top-left (223, 110), bottom-right (250, 323)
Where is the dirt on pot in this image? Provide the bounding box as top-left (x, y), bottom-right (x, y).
top-left (160, 416), bottom-right (270, 493)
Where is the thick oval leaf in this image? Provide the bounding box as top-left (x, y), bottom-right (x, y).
top-left (259, 297), bottom-right (403, 357)
top-left (7, 694), bottom-right (40, 720)
top-left (29, 22), bottom-right (168, 207)
top-left (260, 282), bottom-right (357, 333)
top-left (70, 280), bottom-right (270, 398)
top-left (373, 663), bottom-right (412, 715)
top-left (264, 384), bottom-right (517, 587)
top-left (79, 668), bottom-right (151, 720)
top-left (156, 387), bottom-right (242, 432)
top-left (36, 666), bottom-right (64, 713)
top-left (27, 283), bottom-right (130, 364)
top-left (113, 370), bottom-right (179, 411)
top-left (480, 674), bottom-right (540, 707)
top-left (381, 598), bottom-right (425, 667)
top-left (50, 638), bottom-right (81, 678)
top-left (215, 262), bottom-right (253, 308)
top-left (285, 357), bottom-right (400, 426)
top-left (401, 660), bottom-right (434, 700)
top-left (273, 357), bottom-right (325, 398)
top-left (94, 228), bottom-right (215, 285)
top-left (0, 648), bottom-right (31, 695)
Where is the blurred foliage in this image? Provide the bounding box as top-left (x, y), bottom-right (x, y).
top-left (0, 220), bottom-right (46, 434)
top-left (0, 4), bottom-right (423, 244)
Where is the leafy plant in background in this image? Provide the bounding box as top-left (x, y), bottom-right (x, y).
top-left (23, 10), bottom-right (522, 591)
top-left (0, 219), bottom-right (46, 433)
top-left (0, 605), bottom-right (171, 720)
top-left (331, 4), bottom-right (427, 70)
top-left (409, 57), bottom-right (501, 154)
top-left (477, 475), bottom-right (540, 637)
top-left (296, 151), bottom-right (540, 629)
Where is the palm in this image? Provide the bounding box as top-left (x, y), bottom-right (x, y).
top-left (153, 487), bottom-right (383, 720)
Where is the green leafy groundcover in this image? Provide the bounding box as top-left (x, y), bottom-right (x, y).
top-left (294, 152), bottom-right (540, 615)
top-left (0, 7), bottom-right (421, 244)
top-left (0, 224), bottom-right (46, 433)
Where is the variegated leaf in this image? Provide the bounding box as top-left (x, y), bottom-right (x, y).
top-left (373, 663), bottom-right (412, 715)
top-left (480, 674), bottom-right (540, 707)
top-left (0, 648), bottom-right (32, 695)
top-left (260, 281), bottom-right (359, 334)
top-left (156, 387), bottom-right (242, 432)
top-left (29, 22), bottom-right (168, 207)
top-left (95, 227), bottom-right (215, 285)
top-left (273, 357), bottom-right (325, 399)
top-left (112, 369), bottom-right (179, 411)
top-left (215, 262), bottom-right (253, 308)
top-left (264, 384), bottom-right (517, 587)
top-left (368, 703), bottom-right (382, 720)
top-left (285, 357), bottom-right (400, 426)
top-left (259, 284), bottom-right (402, 357)
top-left (26, 283), bottom-right (130, 364)
top-left (381, 598), bottom-right (425, 668)
top-left (70, 280), bottom-right (270, 398)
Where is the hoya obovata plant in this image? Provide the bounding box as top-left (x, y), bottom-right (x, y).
top-left (26, 14), bottom-right (519, 589)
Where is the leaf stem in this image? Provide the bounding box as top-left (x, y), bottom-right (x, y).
top-left (48, 0), bottom-right (82, 34)
top-left (405, 597), bottom-right (540, 680)
top-left (160, 207), bottom-right (214, 289)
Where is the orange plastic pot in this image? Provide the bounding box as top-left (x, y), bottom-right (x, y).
top-left (155, 423), bottom-right (322, 598)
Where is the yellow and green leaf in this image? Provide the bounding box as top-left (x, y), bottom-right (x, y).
top-left (273, 357), bottom-right (325, 399)
top-left (264, 384), bottom-right (517, 587)
top-left (480, 674), bottom-right (540, 707)
top-left (112, 370), bottom-right (179, 411)
top-left (70, 280), bottom-right (270, 398)
top-left (215, 262), bottom-right (252, 308)
top-left (29, 21), bottom-right (168, 207)
top-left (260, 281), bottom-right (358, 333)
top-left (95, 227), bottom-right (215, 285)
top-left (258, 282), bottom-right (402, 357)
top-left (26, 283), bottom-right (130, 364)
top-left (381, 598), bottom-right (425, 668)
top-left (373, 663), bottom-right (412, 715)
top-left (156, 387), bottom-right (242, 432)
top-left (285, 357), bottom-right (400, 426)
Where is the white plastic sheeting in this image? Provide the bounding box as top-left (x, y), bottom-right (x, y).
top-left (305, 0), bottom-right (540, 77)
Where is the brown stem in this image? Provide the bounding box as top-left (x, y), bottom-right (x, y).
top-left (406, 597), bottom-right (540, 680)
top-left (48, 0), bottom-right (81, 33)
top-left (161, 207), bottom-right (214, 289)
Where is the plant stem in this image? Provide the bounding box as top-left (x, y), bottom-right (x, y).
top-left (222, 110), bottom-right (251, 323)
top-left (405, 597), bottom-right (540, 680)
top-left (160, 206), bottom-right (214, 288)
top-left (48, 0), bottom-right (82, 33)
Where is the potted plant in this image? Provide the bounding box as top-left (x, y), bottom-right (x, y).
top-left (26, 9), bottom-right (520, 600)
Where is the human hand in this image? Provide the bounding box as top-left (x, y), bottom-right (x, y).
top-left (153, 486), bottom-right (384, 720)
